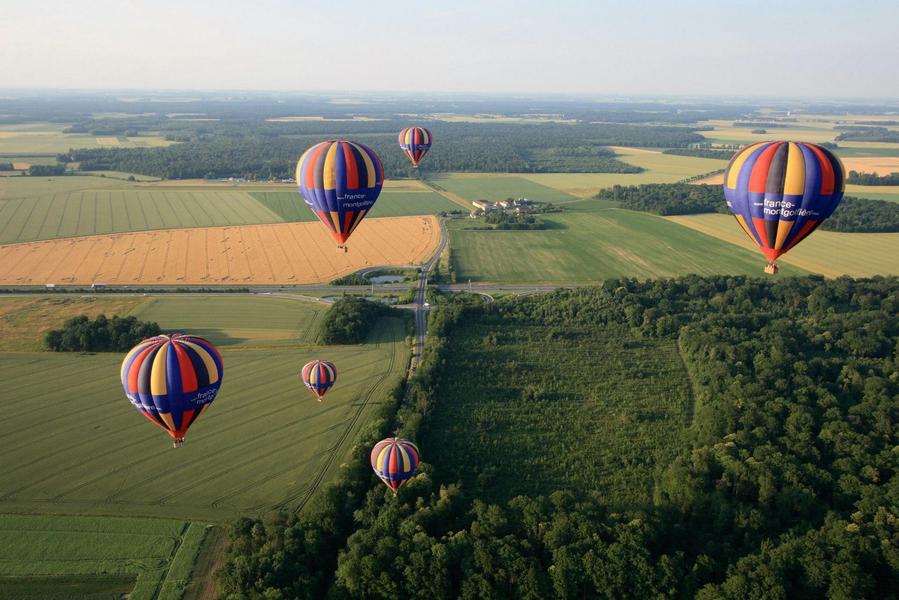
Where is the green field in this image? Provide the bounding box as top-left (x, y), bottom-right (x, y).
top-left (430, 173), bottom-right (579, 203)
top-left (250, 189), bottom-right (459, 221)
top-left (0, 295), bottom-right (409, 521)
top-left (0, 176), bottom-right (460, 244)
top-left (447, 199), bottom-right (807, 283)
top-left (0, 515), bottom-right (208, 600)
top-left (423, 315), bottom-right (693, 505)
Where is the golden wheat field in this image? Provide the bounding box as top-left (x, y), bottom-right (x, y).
top-left (0, 215), bottom-right (439, 285)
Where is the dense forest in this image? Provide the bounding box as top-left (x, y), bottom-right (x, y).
top-left (597, 183), bottom-right (899, 232)
top-left (218, 277), bottom-right (898, 599)
top-left (44, 314), bottom-right (161, 352)
top-left (847, 170), bottom-right (899, 185)
top-left (61, 121), bottom-right (706, 179)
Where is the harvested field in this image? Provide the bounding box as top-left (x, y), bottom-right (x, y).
top-left (840, 156), bottom-right (899, 176)
top-left (0, 216), bottom-right (440, 285)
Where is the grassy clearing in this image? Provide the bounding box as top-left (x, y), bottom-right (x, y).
top-left (0, 514), bottom-right (194, 600)
top-left (250, 189), bottom-right (459, 222)
top-left (665, 213), bottom-right (899, 277)
top-left (0, 295), bottom-right (409, 522)
top-left (845, 184), bottom-right (899, 203)
top-left (423, 317), bottom-right (693, 505)
top-left (0, 297), bottom-right (145, 352)
top-left (448, 199), bottom-right (806, 283)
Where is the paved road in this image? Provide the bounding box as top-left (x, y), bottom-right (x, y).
top-left (409, 218), bottom-right (449, 374)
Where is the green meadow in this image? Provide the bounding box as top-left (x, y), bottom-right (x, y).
top-left (447, 199), bottom-right (807, 283)
top-left (0, 295), bottom-right (408, 522)
top-left (0, 515), bottom-right (207, 600)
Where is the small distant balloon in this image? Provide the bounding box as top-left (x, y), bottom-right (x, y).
top-left (723, 141), bottom-right (844, 274)
top-left (398, 126), bottom-right (433, 167)
top-left (296, 140), bottom-right (384, 249)
top-left (120, 334), bottom-right (223, 448)
top-left (301, 360), bottom-right (337, 401)
top-left (371, 437), bottom-right (420, 495)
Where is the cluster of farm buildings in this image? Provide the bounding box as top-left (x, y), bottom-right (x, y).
top-left (471, 197), bottom-right (534, 217)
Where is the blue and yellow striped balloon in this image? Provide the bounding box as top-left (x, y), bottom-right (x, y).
top-left (370, 437), bottom-right (420, 494)
top-left (398, 126), bottom-right (433, 167)
top-left (120, 334), bottom-right (223, 447)
top-left (301, 360), bottom-right (337, 401)
top-left (724, 141), bottom-right (844, 270)
top-left (296, 140), bottom-right (384, 246)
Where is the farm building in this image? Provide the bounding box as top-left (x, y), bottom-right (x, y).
top-left (472, 200), bottom-right (495, 211)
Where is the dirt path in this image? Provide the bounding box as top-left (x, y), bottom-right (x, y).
top-left (182, 526), bottom-right (229, 600)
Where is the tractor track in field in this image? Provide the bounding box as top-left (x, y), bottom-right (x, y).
top-left (289, 321), bottom-right (402, 514)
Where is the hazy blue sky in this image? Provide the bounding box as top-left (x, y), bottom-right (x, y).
top-left (2, 0), bottom-right (897, 97)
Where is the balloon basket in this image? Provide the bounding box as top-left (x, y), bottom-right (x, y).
top-left (336, 245), bottom-right (347, 254)
top-left (764, 263), bottom-right (780, 275)
top-left (172, 437), bottom-right (184, 449)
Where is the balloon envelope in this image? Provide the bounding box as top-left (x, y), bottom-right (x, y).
top-left (723, 141), bottom-right (844, 265)
top-left (296, 140), bottom-right (384, 245)
top-left (371, 437), bottom-right (420, 494)
top-left (398, 126), bottom-right (433, 167)
top-left (301, 360), bottom-right (337, 400)
top-left (120, 334), bottom-right (223, 446)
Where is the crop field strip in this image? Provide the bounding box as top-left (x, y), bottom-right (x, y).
top-left (0, 297), bottom-right (409, 522)
top-left (665, 213), bottom-right (899, 277)
top-left (423, 319), bottom-right (695, 506)
top-left (0, 216), bottom-right (441, 285)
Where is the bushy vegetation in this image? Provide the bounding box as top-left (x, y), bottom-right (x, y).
top-left (329, 273), bottom-right (369, 286)
top-left (483, 211), bottom-right (547, 229)
top-left (596, 182), bottom-right (727, 215)
top-left (318, 297), bottom-right (402, 344)
top-left (847, 170), bottom-right (899, 185)
top-left (44, 314), bottom-right (161, 352)
top-left (218, 277), bottom-right (899, 598)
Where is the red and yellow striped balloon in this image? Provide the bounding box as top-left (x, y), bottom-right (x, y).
top-left (120, 334), bottom-right (223, 447)
top-left (301, 360), bottom-right (337, 401)
top-left (296, 140), bottom-right (384, 246)
top-left (724, 141), bottom-right (844, 272)
top-left (398, 126), bottom-right (433, 167)
top-left (370, 437), bottom-right (420, 494)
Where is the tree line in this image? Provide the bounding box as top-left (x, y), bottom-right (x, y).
top-left (45, 314), bottom-right (161, 352)
top-left (317, 297), bottom-right (405, 344)
top-left (847, 170), bottom-right (899, 185)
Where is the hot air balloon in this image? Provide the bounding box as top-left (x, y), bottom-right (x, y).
top-left (398, 126), bottom-right (433, 167)
top-left (296, 140), bottom-right (384, 251)
top-left (120, 334), bottom-right (223, 448)
top-left (723, 141), bottom-right (844, 274)
top-left (371, 437), bottom-right (420, 495)
top-left (301, 360), bottom-right (337, 401)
